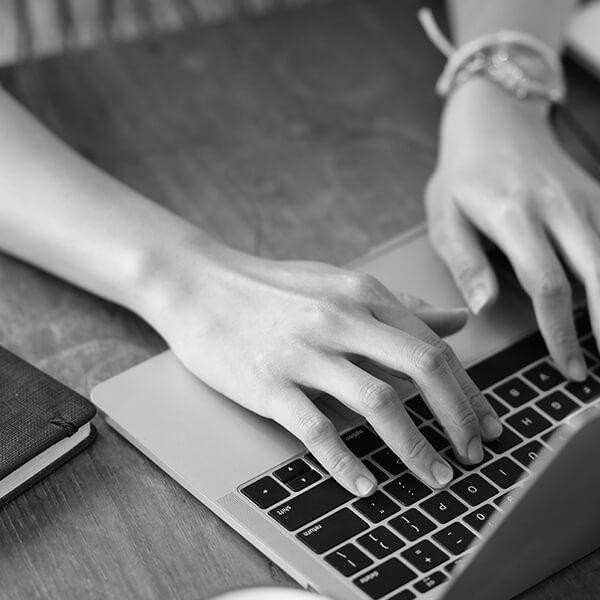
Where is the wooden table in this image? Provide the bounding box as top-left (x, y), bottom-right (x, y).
top-left (1, 1), bottom-right (600, 598)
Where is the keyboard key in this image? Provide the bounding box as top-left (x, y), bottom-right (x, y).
top-left (353, 491), bottom-right (400, 523)
top-left (401, 540), bottom-right (449, 573)
top-left (372, 448), bottom-right (406, 476)
top-left (325, 543), bottom-right (372, 577)
top-left (468, 332), bottom-right (546, 389)
top-left (446, 448), bottom-right (492, 472)
top-left (389, 508), bottom-right (436, 542)
top-left (419, 425), bottom-right (450, 451)
top-left (269, 478), bottom-right (352, 531)
top-left (420, 491), bottom-right (468, 524)
top-left (273, 459), bottom-right (309, 483)
top-left (494, 487), bottom-right (523, 509)
top-left (297, 508), bottom-right (368, 554)
top-left (354, 558), bottom-right (417, 599)
top-left (484, 426), bottom-right (522, 454)
top-left (523, 361), bottom-right (565, 391)
top-left (433, 522), bottom-right (477, 555)
top-left (450, 474), bottom-right (498, 506)
top-left (414, 571), bottom-right (448, 593)
top-left (357, 526), bottom-right (404, 559)
top-left (388, 591), bottom-right (416, 600)
top-left (506, 407), bottom-right (552, 438)
top-left (486, 393), bottom-right (509, 417)
top-left (342, 426), bottom-right (383, 457)
top-left (493, 377), bottom-right (538, 408)
top-left (565, 377), bottom-right (600, 403)
top-left (482, 457), bottom-right (525, 489)
top-left (384, 473), bottom-right (432, 506)
top-left (464, 504), bottom-right (498, 532)
top-left (406, 395), bottom-right (433, 420)
top-left (287, 469), bottom-right (321, 492)
top-left (511, 440), bottom-right (545, 470)
top-left (241, 476), bottom-right (290, 509)
top-left (536, 390), bottom-right (579, 421)
top-left (363, 460), bottom-right (389, 484)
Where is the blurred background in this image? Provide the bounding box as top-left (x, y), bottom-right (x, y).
top-left (0, 0), bottom-right (327, 66)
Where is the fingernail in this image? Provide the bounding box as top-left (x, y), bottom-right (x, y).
top-left (467, 437), bottom-right (483, 464)
top-left (355, 475), bottom-right (376, 496)
top-left (481, 414), bottom-right (503, 439)
top-left (431, 460), bottom-right (453, 486)
top-left (467, 282), bottom-right (491, 315)
top-left (567, 356), bottom-right (587, 382)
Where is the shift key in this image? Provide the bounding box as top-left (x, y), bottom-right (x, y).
top-left (269, 479), bottom-right (353, 531)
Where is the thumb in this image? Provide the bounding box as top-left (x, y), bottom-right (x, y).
top-left (413, 305), bottom-right (469, 338)
top-left (390, 290), bottom-right (468, 337)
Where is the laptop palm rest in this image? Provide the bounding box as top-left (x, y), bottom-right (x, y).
top-left (444, 410), bottom-right (600, 600)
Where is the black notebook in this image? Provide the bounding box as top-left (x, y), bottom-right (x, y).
top-left (0, 345), bottom-right (96, 507)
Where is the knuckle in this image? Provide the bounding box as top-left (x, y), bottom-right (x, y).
top-left (413, 345), bottom-right (446, 375)
top-left (297, 412), bottom-right (336, 447)
top-left (453, 259), bottom-right (486, 287)
top-left (343, 271), bottom-right (381, 298)
top-left (534, 272), bottom-right (570, 302)
top-left (431, 338), bottom-right (455, 362)
top-left (250, 351), bottom-right (277, 381)
top-left (359, 380), bottom-right (397, 414)
top-left (497, 201), bottom-right (530, 228)
top-left (327, 451), bottom-right (357, 476)
top-left (548, 325), bottom-right (578, 347)
top-left (308, 299), bottom-right (344, 330)
top-left (402, 432), bottom-right (430, 463)
top-left (451, 403), bottom-right (479, 432)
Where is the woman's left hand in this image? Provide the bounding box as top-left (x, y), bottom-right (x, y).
top-left (426, 78), bottom-right (600, 381)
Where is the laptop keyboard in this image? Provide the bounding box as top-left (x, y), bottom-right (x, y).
top-left (239, 308), bottom-right (600, 600)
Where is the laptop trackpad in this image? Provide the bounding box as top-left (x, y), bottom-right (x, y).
top-left (354, 228), bottom-right (538, 368)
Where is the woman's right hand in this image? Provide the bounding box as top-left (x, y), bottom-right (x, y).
top-left (140, 237), bottom-right (501, 496)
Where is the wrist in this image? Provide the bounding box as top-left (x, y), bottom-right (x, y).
top-left (124, 212), bottom-right (238, 331)
top-left (438, 78), bottom-right (554, 161)
top-left (446, 77), bottom-right (551, 124)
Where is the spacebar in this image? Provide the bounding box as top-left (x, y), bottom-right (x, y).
top-left (268, 479), bottom-right (353, 531)
top-left (467, 331), bottom-right (547, 390)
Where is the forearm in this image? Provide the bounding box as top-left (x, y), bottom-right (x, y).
top-left (0, 89), bottom-right (220, 317)
top-left (448, 0), bottom-right (577, 50)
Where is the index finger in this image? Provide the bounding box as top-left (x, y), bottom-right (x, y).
top-left (492, 220), bottom-right (585, 381)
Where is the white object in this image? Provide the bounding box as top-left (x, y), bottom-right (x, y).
top-left (568, 0), bottom-right (600, 78)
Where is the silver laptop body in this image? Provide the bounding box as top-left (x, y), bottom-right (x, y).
top-left (92, 224), bottom-right (600, 600)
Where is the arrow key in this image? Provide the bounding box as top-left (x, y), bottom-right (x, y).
top-left (241, 476), bottom-right (290, 509)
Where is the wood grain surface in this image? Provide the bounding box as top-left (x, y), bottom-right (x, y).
top-left (0, 1), bottom-right (599, 599)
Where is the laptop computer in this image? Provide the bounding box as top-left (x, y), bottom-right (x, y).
top-left (92, 223), bottom-right (600, 600)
